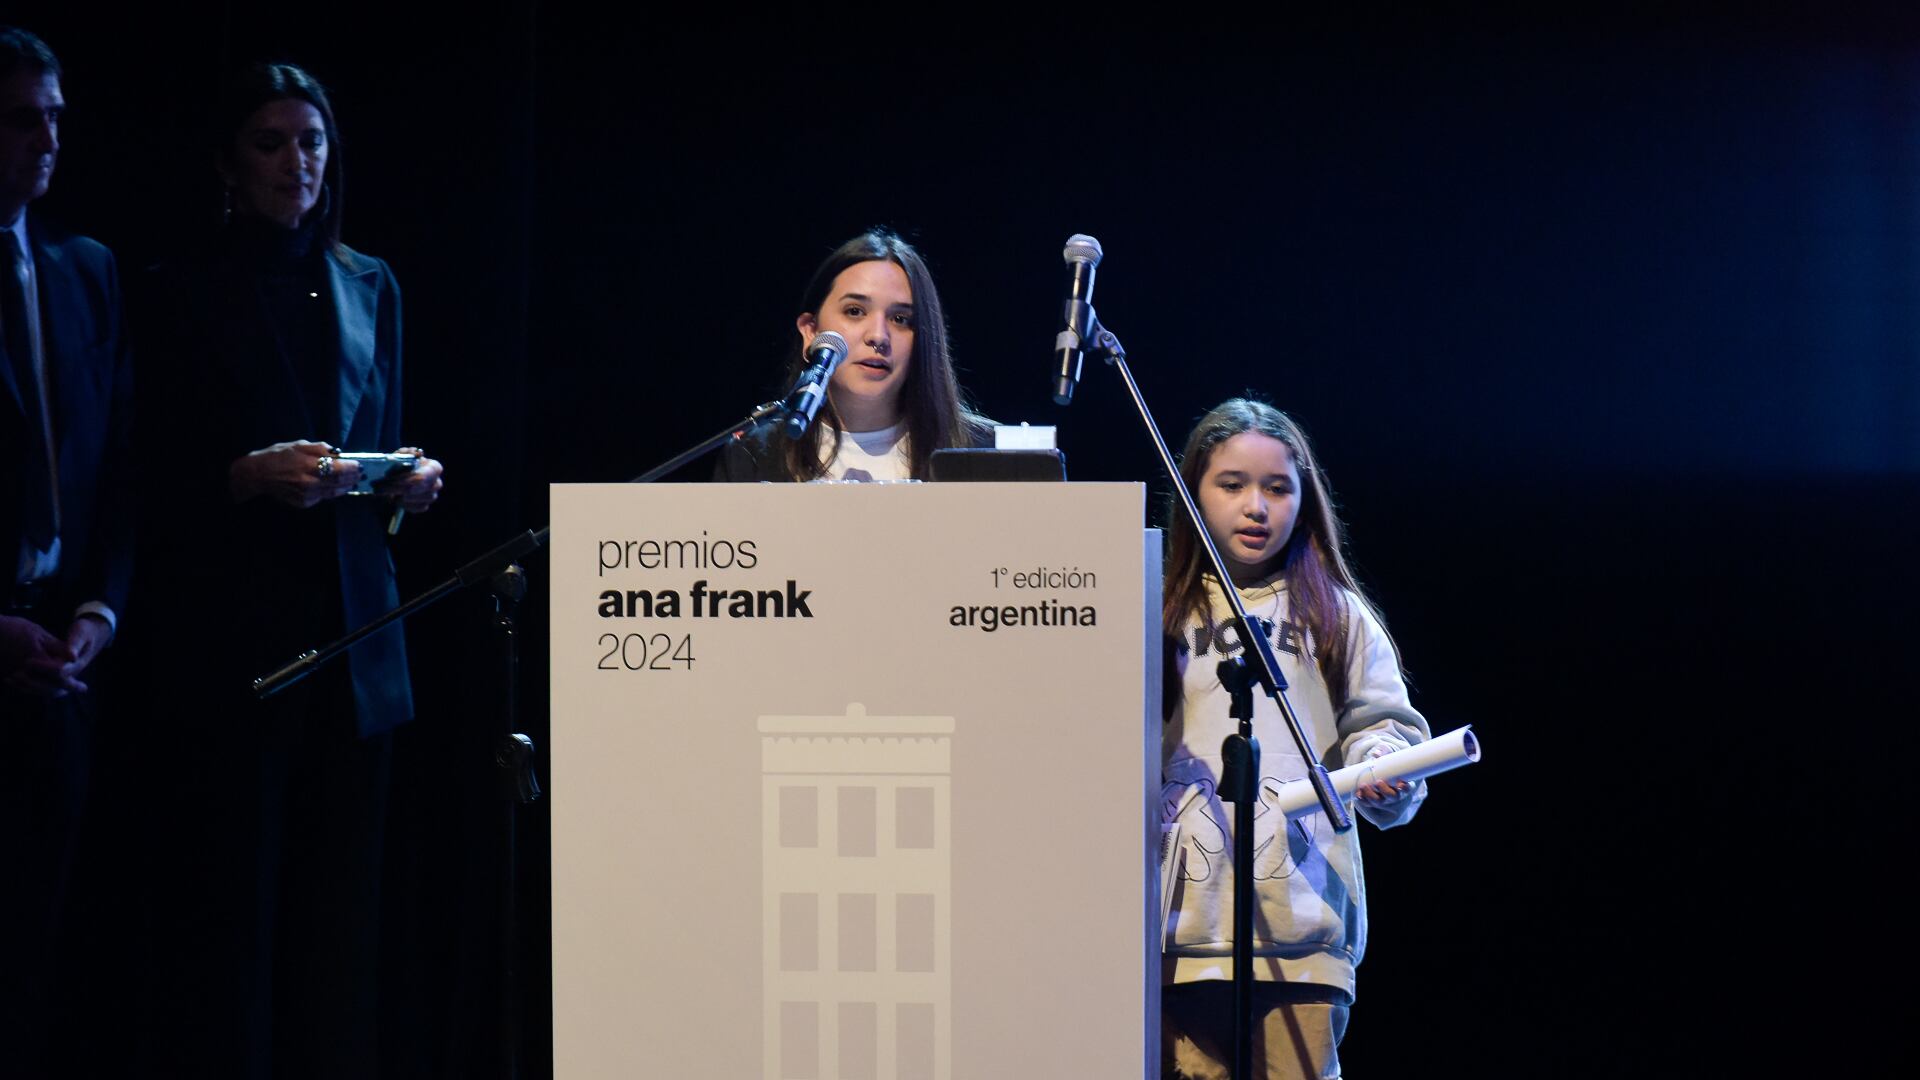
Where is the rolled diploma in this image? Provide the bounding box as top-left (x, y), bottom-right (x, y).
top-left (1266, 726), bottom-right (1481, 823)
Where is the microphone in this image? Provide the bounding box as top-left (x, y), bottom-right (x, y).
top-left (781, 331), bottom-right (850, 440)
top-left (1052, 234), bottom-right (1103, 405)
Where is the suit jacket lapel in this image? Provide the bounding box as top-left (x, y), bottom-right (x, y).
top-left (329, 250), bottom-right (379, 446)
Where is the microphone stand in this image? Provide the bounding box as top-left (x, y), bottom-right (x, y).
top-left (251, 397), bottom-right (785, 1080)
top-left (1078, 321), bottom-right (1351, 1080)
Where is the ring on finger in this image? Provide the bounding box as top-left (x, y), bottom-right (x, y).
top-left (316, 456), bottom-right (334, 478)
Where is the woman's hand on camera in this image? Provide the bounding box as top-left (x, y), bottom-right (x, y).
top-left (378, 447), bottom-right (443, 513)
top-left (228, 440), bottom-right (360, 508)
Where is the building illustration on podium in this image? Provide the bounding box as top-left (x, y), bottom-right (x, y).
top-left (759, 704), bottom-right (954, 1080)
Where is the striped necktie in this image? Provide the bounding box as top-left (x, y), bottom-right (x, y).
top-left (2, 230), bottom-right (56, 550)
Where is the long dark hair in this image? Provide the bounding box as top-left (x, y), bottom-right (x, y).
top-left (1163, 398), bottom-right (1393, 710)
top-left (215, 62), bottom-right (345, 249)
top-left (778, 229), bottom-right (988, 480)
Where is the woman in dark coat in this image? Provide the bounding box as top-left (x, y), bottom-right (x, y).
top-left (137, 62), bottom-right (441, 1078)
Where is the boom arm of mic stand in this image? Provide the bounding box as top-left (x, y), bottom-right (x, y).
top-left (254, 529), bottom-right (543, 701)
top-left (1089, 326), bottom-right (1352, 833)
top-left (627, 398), bottom-right (786, 485)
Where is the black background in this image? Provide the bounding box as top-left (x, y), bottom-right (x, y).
top-left (28, 6), bottom-right (1918, 1077)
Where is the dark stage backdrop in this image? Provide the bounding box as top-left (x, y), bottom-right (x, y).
top-left (28, 8), bottom-right (1916, 1077)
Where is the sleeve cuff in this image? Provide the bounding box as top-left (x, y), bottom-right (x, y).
top-left (73, 601), bottom-right (117, 638)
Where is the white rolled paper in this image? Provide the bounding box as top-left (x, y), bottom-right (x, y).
top-left (1266, 726), bottom-right (1481, 822)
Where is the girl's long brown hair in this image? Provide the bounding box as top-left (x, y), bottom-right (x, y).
top-left (1163, 399), bottom-right (1393, 710)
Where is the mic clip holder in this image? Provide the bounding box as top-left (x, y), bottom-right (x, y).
top-left (1053, 308), bottom-right (1116, 405)
top-left (1072, 313), bottom-right (1129, 368)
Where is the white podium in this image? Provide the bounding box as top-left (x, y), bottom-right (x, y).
top-left (550, 482), bottom-right (1161, 1078)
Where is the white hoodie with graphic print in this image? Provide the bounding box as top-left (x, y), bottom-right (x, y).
top-left (1163, 572), bottom-right (1429, 1000)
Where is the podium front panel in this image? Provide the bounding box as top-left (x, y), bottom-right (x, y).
top-left (550, 482), bottom-right (1160, 1078)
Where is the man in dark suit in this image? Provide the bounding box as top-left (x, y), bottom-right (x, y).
top-left (0, 26), bottom-right (134, 1077)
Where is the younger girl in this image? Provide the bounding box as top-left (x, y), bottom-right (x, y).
top-left (1161, 399), bottom-right (1428, 1080)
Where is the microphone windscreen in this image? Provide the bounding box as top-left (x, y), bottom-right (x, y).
top-left (1063, 234), bottom-right (1103, 267)
top-left (808, 330), bottom-right (850, 364)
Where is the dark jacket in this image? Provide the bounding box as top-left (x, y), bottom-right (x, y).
top-left (140, 229), bottom-right (411, 736)
top-left (0, 214), bottom-right (133, 620)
